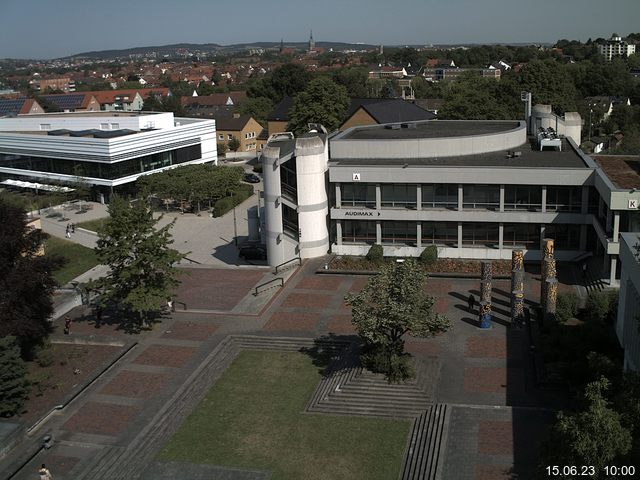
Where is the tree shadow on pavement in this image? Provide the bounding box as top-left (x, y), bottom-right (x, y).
top-left (300, 333), bottom-right (360, 376)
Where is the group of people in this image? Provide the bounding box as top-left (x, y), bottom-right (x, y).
top-left (64, 223), bottom-right (76, 238)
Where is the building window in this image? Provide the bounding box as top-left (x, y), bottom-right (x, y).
top-left (341, 183), bottom-right (376, 208)
top-left (504, 186), bottom-right (542, 211)
top-left (422, 222), bottom-right (458, 246)
top-left (228, 134), bottom-right (233, 140)
top-left (39, 124), bottom-right (51, 131)
top-left (422, 184), bottom-right (457, 209)
top-left (503, 223), bottom-right (540, 249)
top-left (343, 220), bottom-right (377, 244)
top-left (110, 123), bottom-right (119, 130)
top-left (282, 204), bottom-right (298, 239)
top-left (381, 184), bottom-right (417, 208)
top-left (462, 223), bottom-right (500, 247)
top-left (280, 159), bottom-right (297, 201)
top-left (546, 186), bottom-right (582, 212)
top-left (100, 123), bottom-right (109, 130)
top-left (545, 224), bottom-right (581, 250)
top-left (382, 221), bottom-right (416, 245)
top-left (218, 134), bottom-right (224, 140)
top-left (463, 185), bottom-right (500, 210)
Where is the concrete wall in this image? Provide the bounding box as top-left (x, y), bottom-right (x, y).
top-left (330, 121), bottom-right (526, 159)
top-left (617, 232), bottom-right (640, 371)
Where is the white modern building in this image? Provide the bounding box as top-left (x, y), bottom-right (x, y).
top-left (616, 232), bottom-right (640, 371)
top-left (262, 106), bottom-right (640, 287)
top-left (598, 34), bottom-right (636, 62)
top-left (0, 111), bottom-right (217, 200)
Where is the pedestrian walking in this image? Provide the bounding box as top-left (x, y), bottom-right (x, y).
top-left (166, 298), bottom-right (174, 313)
top-left (65, 224), bottom-right (71, 238)
top-left (38, 463), bottom-right (53, 480)
top-left (467, 294), bottom-right (476, 313)
top-left (70, 223), bottom-right (75, 234)
top-left (582, 262), bottom-right (588, 283)
top-left (64, 316), bottom-right (71, 335)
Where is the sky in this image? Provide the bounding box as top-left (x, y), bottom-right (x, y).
top-left (1, 0), bottom-right (639, 59)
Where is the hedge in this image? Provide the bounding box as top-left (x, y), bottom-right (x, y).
top-left (212, 184), bottom-right (254, 217)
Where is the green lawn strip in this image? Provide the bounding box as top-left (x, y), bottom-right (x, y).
top-left (76, 218), bottom-right (108, 232)
top-left (160, 350), bottom-right (410, 480)
top-left (44, 236), bottom-right (99, 285)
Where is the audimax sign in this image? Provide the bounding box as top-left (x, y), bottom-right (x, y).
top-left (343, 211), bottom-right (381, 217)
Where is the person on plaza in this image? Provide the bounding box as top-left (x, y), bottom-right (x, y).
top-left (38, 464), bottom-right (53, 480)
top-left (65, 224), bottom-right (71, 238)
top-left (70, 223), bottom-right (75, 234)
top-left (582, 262), bottom-right (588, 282)
top-left (166, 297), bottom-right (174, 312)
top-left (64, 316), bottom-right (71, 335)
top-left (467, 294), bottom-right (476, 313)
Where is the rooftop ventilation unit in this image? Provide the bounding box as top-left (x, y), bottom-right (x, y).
top-left (400, 123), bottom-right (417, 129)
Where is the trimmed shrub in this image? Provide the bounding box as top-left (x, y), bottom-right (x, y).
top-left (253, 163), bottom-right (263, 174)
top-left (211, 184), bottom-right (255, 218)
top-left (556, 293), bottom-right (581, 323)
top-left (365, 244), bottom-right (384, 263)
top-left (419, 245), bottom-right (438, 265)
top-left (584, 290), bottom-right (619, 324)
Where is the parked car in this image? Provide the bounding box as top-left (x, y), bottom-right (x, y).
top-left (239, 244), bottom-right (267, 260)
top-left (244, 173), bottom-right (261, 183)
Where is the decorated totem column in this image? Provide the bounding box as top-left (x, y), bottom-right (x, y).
top-left (545, 277), bottom-right (558, 323)
top-left (479, 260), bottom-right (493, 329)
top-left (540, 238), bottom-right (555, 313)
top-left (510, 249), bottom-right (525, 326)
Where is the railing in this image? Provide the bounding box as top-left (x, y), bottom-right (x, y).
top-left (274, 256), bottom-right (302, 274)
top-left (253, 277), bottom-right (284, 296)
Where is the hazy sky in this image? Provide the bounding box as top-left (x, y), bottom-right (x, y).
top-left (1, 0), bottom-right (639, 59)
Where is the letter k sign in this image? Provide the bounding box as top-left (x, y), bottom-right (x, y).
top-left (629, 199), bottom-right (638, 209)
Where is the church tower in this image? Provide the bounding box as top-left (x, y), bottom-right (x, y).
top-left (308, 30), bottom-right (315, 53)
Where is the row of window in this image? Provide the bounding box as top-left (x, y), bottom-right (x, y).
top-left (340, 220), bottom-right (581, 250)
top-left (340, 183), bottom-right (591, 212)
top-left (0, 145), bottom-right (201, 180)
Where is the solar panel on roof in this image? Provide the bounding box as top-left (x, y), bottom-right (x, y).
top-left (0, 99), bottom-right (25, 116)
top-left (41, 94), bottom-right (84, 109)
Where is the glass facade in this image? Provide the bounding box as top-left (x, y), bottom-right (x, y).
top-left (546, 186), bottom-right (582, 212)
top-left (381, 221), bottom-right (416, 245)
top-left (463, 185), bottom-right (500, 210)
top-left (462, 222), bottom-right (499, 247)
top-left (503, 223), bottom-right (540, 249)
top-left (343, 220), bottom-right (376, 244)
top-left (341, 183), bottom-right (376, 208)
top-left (422, 184), bottom-right (457, 209)
top-left (422, 222), bottom-right (458, 246)
top-left (381, 184), bottom-right (417, 208)
top-left (545, 224), bottom-right (581, 250)
top-left (504, 186), bottom-right (542, 211)
top-left (280, 159), bottom-right (297, 202)
top-left (282, 204), bottom-right (298, 238)
top-left (0, 145), bottom-right (201, 180)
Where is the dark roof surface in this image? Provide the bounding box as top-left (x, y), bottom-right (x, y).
top-left (216, 115), bottom-right (252, 131)
top-left (0, 98), bottom-right (27, 116)
top-left (341, 120), bottom-right (519, 140)
top-left (40, 94), bottom-right (86, 110)
top-left (331, 139), bottom-right (588, 169)
top-left (267, 96), bottom-right (294, 121)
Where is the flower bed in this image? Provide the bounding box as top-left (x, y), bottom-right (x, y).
top-left (328, 256), bottom-right (512, 275)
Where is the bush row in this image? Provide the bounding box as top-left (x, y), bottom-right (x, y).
top-left (212, 184), bottom-right (254, 218)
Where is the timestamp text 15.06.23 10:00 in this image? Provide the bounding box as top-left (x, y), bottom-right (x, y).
top-left (546, 465), bottom-right (636, 476)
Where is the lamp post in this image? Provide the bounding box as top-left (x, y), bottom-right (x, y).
top-left (589, 107), bottom-right (593, 142)
top-left (231, 191), bottom-right (238, 247)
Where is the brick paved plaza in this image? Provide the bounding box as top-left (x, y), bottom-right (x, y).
top-left (3, 258), bottom-right (576, 480)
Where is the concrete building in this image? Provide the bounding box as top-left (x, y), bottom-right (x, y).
top-left (260, 105), bottom-right (640, 290)
top-left (598, 33), bottom-right (636, 62)
top-left (616, 232), bottom-right (640, 372)
top-left (0, 111), bottom-right (217, 201)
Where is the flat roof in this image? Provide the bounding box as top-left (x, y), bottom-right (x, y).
top-left (331, 138), bottom-right (589, 169)
top-left (593, 155), bottom-right (640, 189)
top-left (15, 111), bottom-right (162, 118)
top-left (339, 120), bottom-right (521, 140)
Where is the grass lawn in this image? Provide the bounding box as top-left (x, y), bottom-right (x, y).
top-left (45, 236), bottom-right (99, 285)
top-left (160, 350), bottom-right (411, 480)
top-left (77, 218), bottom-right (108, 232)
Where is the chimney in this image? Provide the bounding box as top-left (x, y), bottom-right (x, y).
top-left (233, 113), bottom-right (240, 119)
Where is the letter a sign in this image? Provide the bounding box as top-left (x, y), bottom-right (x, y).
top-left (352, 173), bottom-right (361, 181)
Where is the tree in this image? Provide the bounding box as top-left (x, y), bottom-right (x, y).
top-left (217, 142), bottom-right (228, 157)
top-left (228, 137), bottom-right (241, 152)
top-left (235, 96), bottom-right (273, 127)
top-left (87, 196), bottom-right (185, 328)
top-left (247, 63), bottom-right (313, 103)
top-left (513, 59), bottom-right (578, 113)
top-left (345, 260), bottom-right (450, 382)
top-left (333, 67), bottom-right (369, 98)
top-left (287, 77), bottom-right (350, 134)
top-left (0, 200), bottom-right (63, 357)
top-left (0, 336), bottom-right (29, 417)
top-left (541, 378), bottom-right (632, 477)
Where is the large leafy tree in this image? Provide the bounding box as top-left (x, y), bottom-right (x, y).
top-left (235, 96), bottom-right (273, 127)
top-left (287, 77), bottom-right (350, 134)
top-left (0, 200), bottom-right (63, 357)
top-left (0, 336), bottom-right (29, 417)
top-left (345, 260), bottom-right (450, 382)
top-left (247, 63), bottom-right (312, 103)
top-left (87, 196), bottom-right (185, 327)
top-left (541, 378), bottom-right (632, 477)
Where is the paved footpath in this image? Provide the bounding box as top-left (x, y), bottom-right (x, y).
top-left (3, 258), bottom-right (574, 480)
